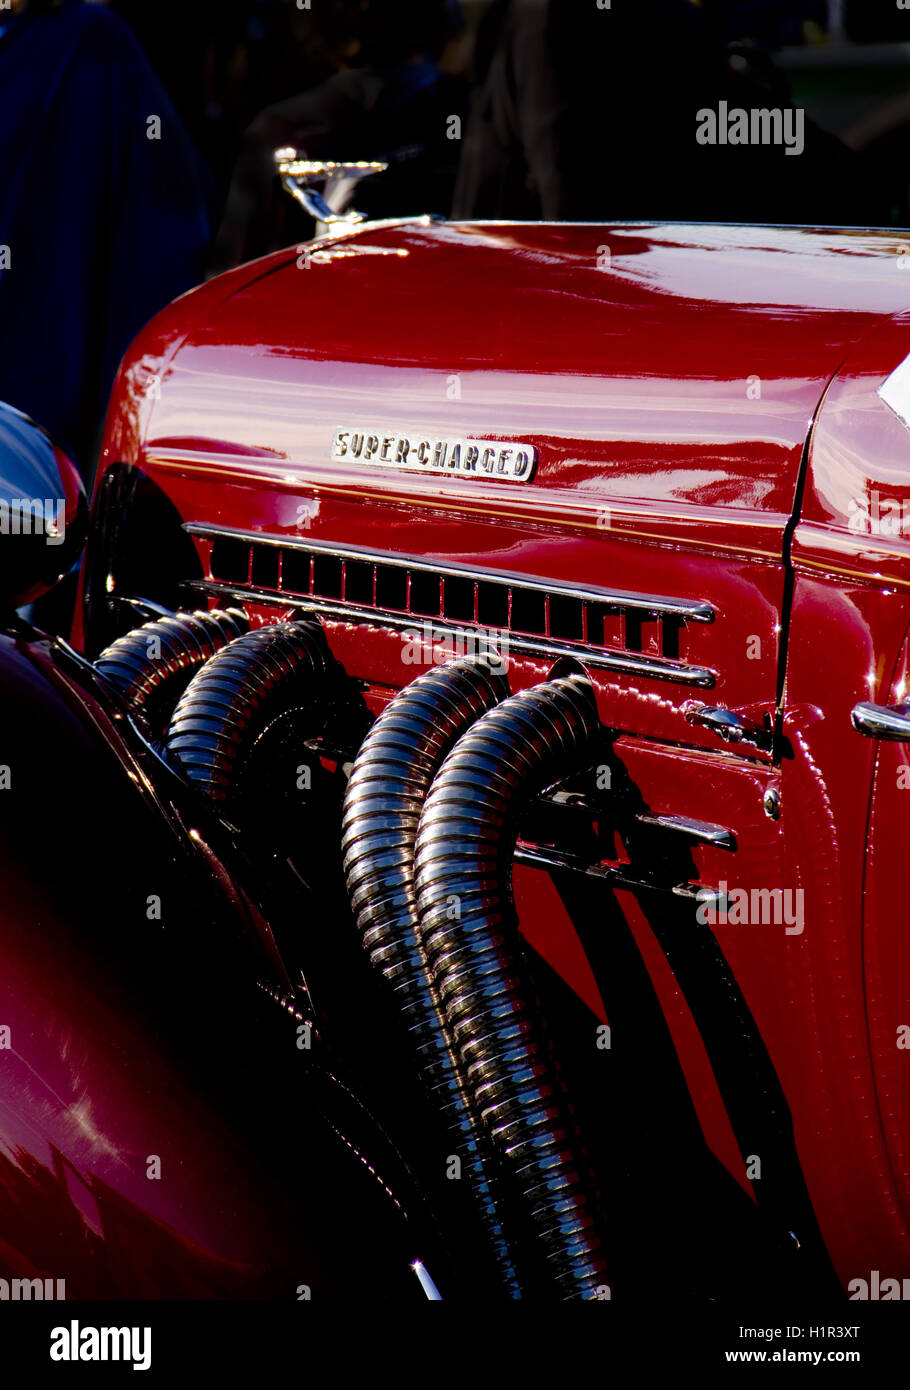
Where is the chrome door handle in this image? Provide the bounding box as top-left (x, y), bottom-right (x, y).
top-left (851, 701), bottom-right (910, 740)
top-left (683, 703), bottom-right (774, 752)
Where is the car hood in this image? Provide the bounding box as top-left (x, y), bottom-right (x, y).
top-left (112, 220), bottom-right (910, 561)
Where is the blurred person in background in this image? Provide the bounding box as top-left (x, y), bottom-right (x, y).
top-left (211, 0), bottom-right (466, 271)
top-left (452, 0), bottom-right (883, 226)
top-left (0, 0), bottom-right (213, 480)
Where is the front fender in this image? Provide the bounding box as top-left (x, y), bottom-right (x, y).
top-left (0, 623), bottom-right (419, 1299)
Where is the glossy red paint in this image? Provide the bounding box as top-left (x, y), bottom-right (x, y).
top-left (785, 315), bottom-right (910, 1283)
top-left (78, 220), bottom-right (910, 1296)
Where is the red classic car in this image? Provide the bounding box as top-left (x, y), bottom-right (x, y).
top-left (5, 209), bottom-right (910, 1305)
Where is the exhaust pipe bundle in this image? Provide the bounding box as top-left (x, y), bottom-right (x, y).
top-left (106, 607), bottom-right (609, 1297)
top-left (343, 663), bottom-right (609, 1299)
top-left (342, 658), bottom-right (519, 1295)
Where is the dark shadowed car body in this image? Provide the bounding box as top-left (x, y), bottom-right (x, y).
top-left (7, 219), bottom-right (910, 1300)
top-left (0, 623), bottom-right (421, 1298)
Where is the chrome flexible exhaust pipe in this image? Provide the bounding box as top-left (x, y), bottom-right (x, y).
top-left (340, 656), bottom-right (520, 1295)
top-left (95, 608), bottom-right (249, 715)
top-left (165, 620), bottom-right (328, 803)
top-left (413, 673), bottom-right (608, 1299)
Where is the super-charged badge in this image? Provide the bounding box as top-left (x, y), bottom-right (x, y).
top-left (332, 429), bottom-right (537, 483)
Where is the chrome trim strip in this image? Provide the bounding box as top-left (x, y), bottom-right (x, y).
top-left (119, 594), bottom-right (176, 621)
top-left (514, 843), bottom-right (630, 881)
top-left (410, 1261), bottom-right (443, 1302)
top-left (635, 813), bottom-right (737, 850)
top-left (671, 883), bottom-right (728, 910)
top-left (540, 796), bottom-right (737, 848)
top-left (184, 523), bottom-right (716, 623)
top-left (513, 843), bottom-right (721, 902)
top-left (188, 581), bottom-right (717, 688)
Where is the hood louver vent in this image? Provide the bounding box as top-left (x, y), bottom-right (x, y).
top-left (185, 525), bottom-right (716, 689)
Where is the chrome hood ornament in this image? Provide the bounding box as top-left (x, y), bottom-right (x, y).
top-left (274, 149), bottom-right (388, 238)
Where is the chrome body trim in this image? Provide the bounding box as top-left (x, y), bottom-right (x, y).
top-left (185, 523), bottom-right (716, 623)
top-left (188, 580), bottom-right (718, 687)
top-left (513, 843), bottom-right (723, 905)
top-left (540, 795), bottom-right (737, 849)
top-left (851, 700), bottom-right (910, 740)
top-left (635, 813), bottom-right (737, 850)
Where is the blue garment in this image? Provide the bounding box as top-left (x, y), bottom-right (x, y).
top-left (0, 1), bottom-right (212, 474)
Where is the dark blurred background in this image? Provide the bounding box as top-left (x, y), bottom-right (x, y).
top-left (4, 0), bottom-right (910, 481)
top-left (106, 0), bottom-right (910, 237)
